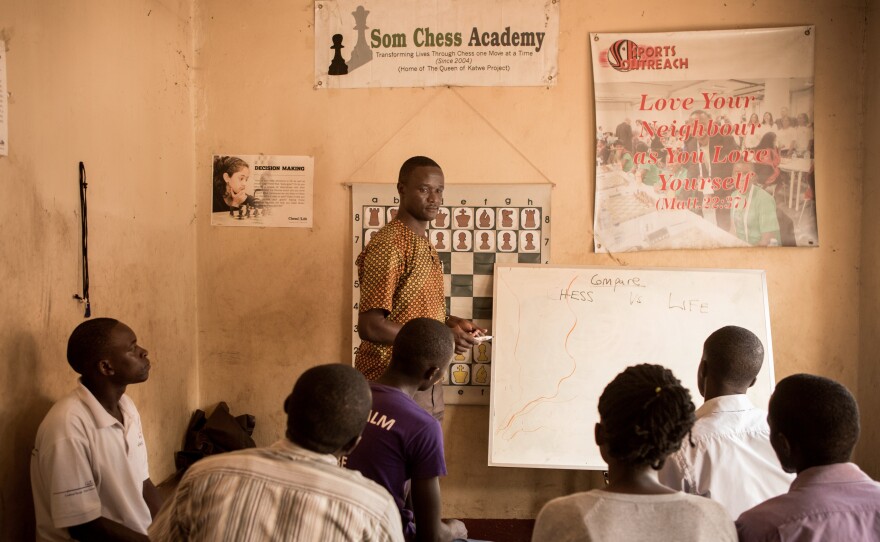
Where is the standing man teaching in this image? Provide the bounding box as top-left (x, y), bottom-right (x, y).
top-left (355, 156), bottom-right (484, 419)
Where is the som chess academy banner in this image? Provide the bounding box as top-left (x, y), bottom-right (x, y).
top-left (315, 0), bottom-right (559, 88)
top-left (591, 27), bottom-right (817, 252)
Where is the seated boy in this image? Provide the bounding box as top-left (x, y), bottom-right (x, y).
top-left (736, 374), bottom-right (880, 541)
top-left (343, 318), bottom-right (468, 542)
top-left (150, 364), bottom-right (403, 541)
top-left (30, 318), bottom-right (161, 542)
top-left (659, 326), bottom-right (793, 518)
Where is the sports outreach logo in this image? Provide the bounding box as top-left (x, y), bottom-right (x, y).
top-left (602, 39), bottom-right (689, 72)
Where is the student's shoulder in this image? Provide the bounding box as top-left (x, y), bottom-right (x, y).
top-left (678, 491), bottom-right (729, 514)
top-left (735, 499), bottom-right (786, 542)
top-left (372, 385), bottom-right (436, 425)
top-left (36, 388), bottom-right (92, 437)
top-left (538, 490), bottom-right (604, 519)
top-left (675, 493), bottom-right (737, 539)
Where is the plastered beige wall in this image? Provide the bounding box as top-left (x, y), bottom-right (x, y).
top-left (195, 0), bottom-right (873, 518)
top-left (857, 0), bottom-right (880, 476)
top-left (0, 1), bottom-right (199, 537)
top-left (0, 0), bottom-right (874, 534)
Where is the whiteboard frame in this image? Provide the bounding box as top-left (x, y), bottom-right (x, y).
top-left (487, 264), bottom-right (774, 470)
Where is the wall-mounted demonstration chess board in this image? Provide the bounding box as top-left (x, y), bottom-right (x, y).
top-left (351, 184), bottom-right (552, 405)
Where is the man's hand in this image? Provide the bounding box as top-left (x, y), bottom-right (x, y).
top-left (446, 316), bottom-right (486, 354)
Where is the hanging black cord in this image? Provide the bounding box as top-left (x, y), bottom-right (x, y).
top-left (74, 161), bottom-right (91, 318)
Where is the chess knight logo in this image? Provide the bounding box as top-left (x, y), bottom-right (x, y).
top-left (602, 38), bottom-right (689, 72)
top-left (328, 5), bottom-right (374, 75)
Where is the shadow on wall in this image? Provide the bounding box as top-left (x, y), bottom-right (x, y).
top-left (0, 332), bottom-right (53, 540)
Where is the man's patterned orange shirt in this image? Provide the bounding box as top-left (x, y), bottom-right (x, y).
top-left (355, 219), bottom-right (446, 381)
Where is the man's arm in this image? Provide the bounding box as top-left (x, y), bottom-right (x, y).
top-left (358, 309), bottom-right (402, 345)
top-left (68, 518), bottom-right (149, 542)
top-left (142, 478), bottom-right (163, 518)
top-left (411, 477), bottom-right (467, 542)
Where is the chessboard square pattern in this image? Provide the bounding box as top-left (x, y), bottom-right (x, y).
top-left (521, 208), bottom-right (541, 229)
top-left (431, 207), bottom-right (451, 229)
top-left (363, 206), bottom-right (386, 228)
top-left (472, 275), bottom-right (493, 297)
top-left (453, 349), bottom-right (473, 363)
top-left (438, 252), bottom-right (452, 273)
top-left (450, 252), bottom-right (474, 274)
top-left (473, 297), bottom-right (493, 320)
top-left (496, 208), bottom-right (519, 230)
top-left (473, 253), bottom-right (496, 275)
top-left (450, 296), bottom-right (473, 319)
top-left (495, 252), bottom-right (520, 265)
top-left (518, 252), bottom-right (542, 264)
top-left (449, 363), bottom-right (471, 385)
top-left (473, 342), bottom-right (492, 363)
top-left (451, 275), bottom-right (474, 297)
top-left (518, 230), bottom-right (541, 253)
top-left (472, 363), bottom-right (491, 385)
top-left (452, 230), bottom-right (473, 251)
top-left (452, 208), bottom-right (474, 230)
top-left (475, 208), bottom-right (496, 229)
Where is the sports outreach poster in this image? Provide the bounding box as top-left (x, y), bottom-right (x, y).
top-left (592, 27), bottom-right (817, 252)
top-left (315, 0), bottom-right (559, 88)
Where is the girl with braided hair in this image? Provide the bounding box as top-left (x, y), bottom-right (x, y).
top-left (532, 364), bottom-right (736, 542)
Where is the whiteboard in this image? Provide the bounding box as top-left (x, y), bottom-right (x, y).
top-left (488, 264), bottom-right (774, 470)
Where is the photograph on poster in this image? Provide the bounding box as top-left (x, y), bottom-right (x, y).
top-left (592, 28), bottom-right (817, 252)
top-left (211, 154), bottom-right (314, 228)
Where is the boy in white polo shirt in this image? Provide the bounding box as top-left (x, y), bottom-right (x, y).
top-left (659, 326), bottom-right (793, 518)
top-left (30, 318), bottom-right (162, 541)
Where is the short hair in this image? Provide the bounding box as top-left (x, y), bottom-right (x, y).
top-left (703, 326), bottom-right (764, 388)
top-left (398, 156), bottom-right (441, 185)
top-left (285, 364), bottom-right (371, 454)
top-left (390, 318), bottom-right (454, 378)
top-left (66, 318), bottom-right (121, 374)
top-left (598, 364), bottom-right (695, 470)
top-left (770, 374), bottom-right (860, 466)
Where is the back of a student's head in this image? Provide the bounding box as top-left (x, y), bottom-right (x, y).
top-left (598, 364), bottom-right (696, 469)
top-left (769, 373), bottom-right (860, 468)
top-left (703, 325), bottom-right (764, 388)
top-left (390, 318), bottom-right (454, 380)
top-left (67, 317), bottom-right (122, 375)
top-left (285, 364), bottom-right (371, 454)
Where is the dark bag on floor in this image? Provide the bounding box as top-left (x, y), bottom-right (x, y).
top-left (174, 401), bottom-right (256, 472)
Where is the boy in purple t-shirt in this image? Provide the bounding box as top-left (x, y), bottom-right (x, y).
top-left (344, 318), bottom-right (468, 542)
